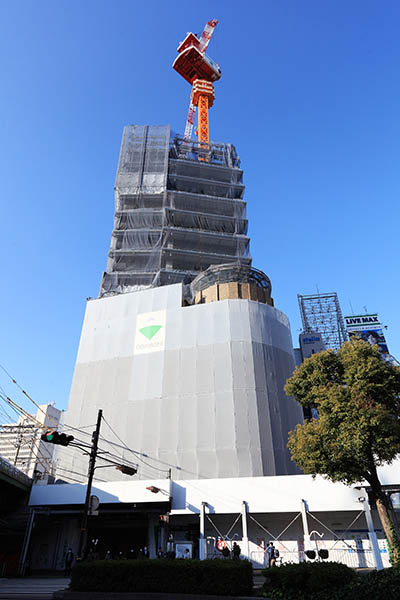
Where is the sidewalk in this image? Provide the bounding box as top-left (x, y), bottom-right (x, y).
top-left (0, 577), bottom-right (70, 599)
top-left (54, 594), bottom-right (265, 600)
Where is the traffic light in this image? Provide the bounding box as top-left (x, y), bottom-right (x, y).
top-left (115, 465), bottom-right (137, 476)
top-left (41, 431), bottom-right (74, 446)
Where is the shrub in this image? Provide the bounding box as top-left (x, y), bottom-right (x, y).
top-left (263, 565), bottom-right (400, 600)
top-left (71, 558), bottom-right (253, 596)
top-left (262, 561), bottom-right (355, 599)
top-left (350, 567), bottom-right (400, 599)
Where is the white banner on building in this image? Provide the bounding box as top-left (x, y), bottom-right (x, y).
top-left (134, 310), bottom-right (166, 354)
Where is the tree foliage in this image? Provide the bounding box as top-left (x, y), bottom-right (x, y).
top-left (285, 338), bottom-right (400, 562)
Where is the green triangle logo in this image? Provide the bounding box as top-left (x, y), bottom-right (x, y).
top-left (139, 325), bottom-right (162, 340)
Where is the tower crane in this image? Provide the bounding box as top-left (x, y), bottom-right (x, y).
top-left (172, 20), bottom-right (221, 154)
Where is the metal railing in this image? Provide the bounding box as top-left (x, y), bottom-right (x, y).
top-left (250, 547), bottom-right (378, 569)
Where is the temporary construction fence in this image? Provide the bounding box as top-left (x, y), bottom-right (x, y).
top-left (100, 125), bottom-right (251, 296)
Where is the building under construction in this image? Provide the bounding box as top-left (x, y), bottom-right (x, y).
top-left (57, 20), bottom-right (303, 484)
top-left (24, 21), bottom-right (400, 572)
top-left (58, 117), bottom-right (302, 482)
top-left (100, 127), bottom-right (251, 296)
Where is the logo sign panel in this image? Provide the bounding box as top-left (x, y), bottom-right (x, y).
top-left (344, 313), bottom-right (389, 354)
top-left (134, 310), bottom-right (166, 355)
top-left (216, 539), bottom-right (226, 552)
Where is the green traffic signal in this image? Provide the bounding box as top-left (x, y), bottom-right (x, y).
top-left (41, 431), bottom-right (74, 446)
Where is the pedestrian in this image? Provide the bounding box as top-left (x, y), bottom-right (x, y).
top-left (64, 548), bottom-right (74, 576)
top-left (105, 550), bottom-right (112, 560)
top-left (232, 542), bottom-right (241, 559)
top-left (157, 547), bottom-right (164, 558)
top-left (143, 546), bottom-right (150, 559)
top-left (267, 542), bottom-right (276, 568)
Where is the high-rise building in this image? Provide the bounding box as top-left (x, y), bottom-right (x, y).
top-left (58, 126), bottom-right (303, 482)
top-left (0, 404), bottom-right (61, 480)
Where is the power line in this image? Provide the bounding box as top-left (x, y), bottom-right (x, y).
top-left (56, 465), bottom-right (106, 483)
top-left (0, 393), bottom-right (47, 430)
top-left (100, 416), bottom-right (169, 474)
top-left (0, 363), bottom-right (59, 429)
top-left (25, 439), bottom-right (51, 477)
top-left (55, 473), bottom-right (88, 484)
top-left (0, 362), bottom-right (179, 478)
top-left (0, 393), bottom-right (23, 420)
top-left (1, 361), bottom-right (173, 473)
top-left (63, 419), bottom-right (148, 472)
top-left (0, 389), bottom-right (15, 423)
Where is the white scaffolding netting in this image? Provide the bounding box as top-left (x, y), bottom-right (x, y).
top-left (101, 125), bottom-right (251, 296)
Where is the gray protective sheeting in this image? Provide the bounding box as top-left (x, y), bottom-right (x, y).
top-left (58, 284), bottom-right (303, 482)
top-left (101, 125), bottom-right (250, 295)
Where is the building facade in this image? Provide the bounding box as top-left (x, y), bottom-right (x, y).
top-left (0, 404), bottom-right (61, 480)
top-left (57, 126), bottom-right (303, 483)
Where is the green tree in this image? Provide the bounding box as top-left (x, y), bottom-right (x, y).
top-left (285, 338), bottom-right (400, 563)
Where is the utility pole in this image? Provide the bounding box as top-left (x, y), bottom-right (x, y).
top-left (14, 426), bottom-right (24, 466)
top-left (14, 419), bottom-right (29, 467)
top-left (78, 409), bottom-right (102, 559)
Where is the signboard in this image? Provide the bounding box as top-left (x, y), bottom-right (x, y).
top-left (299, 331), bottom-right (325, 360)
top-left (134, 310), bottom-right (166, 355)
top-left (88, 495), bottom-right (99, 516)
top-left (344, 314), bottom-right (389, 354)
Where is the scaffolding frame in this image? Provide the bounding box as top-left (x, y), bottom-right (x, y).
top-left (100, 125), bottom-right (251, 296)
top-left (298, 292), bottom-right (348, 351)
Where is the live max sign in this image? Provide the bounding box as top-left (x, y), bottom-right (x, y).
top-left (345, 315), bottom-right (379, 326)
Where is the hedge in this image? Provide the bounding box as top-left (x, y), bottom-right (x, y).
top-left (300, 567), bottom-right (400, 600)
top-left (262, 561), bottom-right (355, 599)
top-left (262, 563), bottom-right (400, 600)
top-left (70, 559), bottom-right (253, 596)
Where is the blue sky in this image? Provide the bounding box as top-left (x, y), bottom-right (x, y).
top-left (1, 0), bottom-right (399, 416)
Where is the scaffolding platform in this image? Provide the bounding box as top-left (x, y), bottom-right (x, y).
top-left (100, 125), bottom-right (251, 296)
